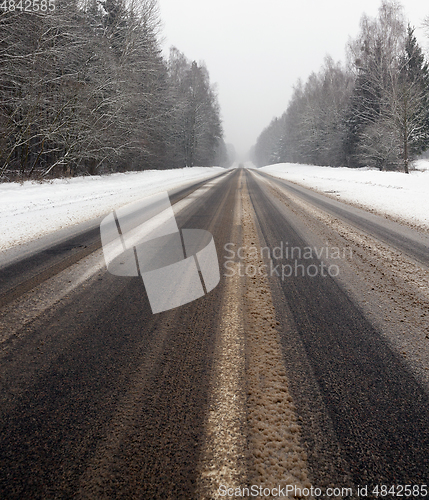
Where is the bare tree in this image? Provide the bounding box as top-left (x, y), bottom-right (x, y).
top-left (254, 1), bottom-right (429, 173)
top-left (1, 0), bottom-right (224, 179)
top-left (254, 57), bottom-right (352, 167)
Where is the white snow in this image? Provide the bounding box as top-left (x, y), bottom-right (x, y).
top-left (259, 160), bottom-right (429, 230)
top-left (0, 167), bottom-right (224, 251)
top-left (2, 160), bottom-right (429, 254)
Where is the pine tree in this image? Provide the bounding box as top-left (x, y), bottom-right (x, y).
top-left (395, 25), bottom-right (429, 172)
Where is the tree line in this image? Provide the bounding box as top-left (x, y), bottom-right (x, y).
top-left (0, 0), bottom-right (229, 180)
top-left (253, 1), bottom-right (429, 173)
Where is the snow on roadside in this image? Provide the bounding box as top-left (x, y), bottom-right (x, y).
top-left (259, 160), bottom-right (429, 230)
top-left (0, 167), bottom-right (224, 251)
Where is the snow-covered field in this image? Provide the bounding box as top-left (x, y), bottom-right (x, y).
top-left (0, 167), bottom-right (224, 251)
top-left (259, 160), bottom-right (429, 230)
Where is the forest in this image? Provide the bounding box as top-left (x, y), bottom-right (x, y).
top-left (0, 0), bottom-right (229, 180)
top-left (253, 1), bottom-right (429, 173)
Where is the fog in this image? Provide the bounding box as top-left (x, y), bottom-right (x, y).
top-left (158, 0), bottom-right (429, 159)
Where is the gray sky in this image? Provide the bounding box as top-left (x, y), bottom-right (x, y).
top-left (158, 0), bottom-right (429, 159)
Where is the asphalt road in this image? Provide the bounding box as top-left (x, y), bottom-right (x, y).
top-left (0, 172), bottom-right (227, 308)
top-left (1, 168), bottom-right (428, 499)
top-left (256, 170), bottom-right (429, 268)
top-left (245, 170), bottom-right (429, 487)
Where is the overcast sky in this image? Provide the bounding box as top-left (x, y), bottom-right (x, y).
top-left (158, 0), bottom-right (429, 159)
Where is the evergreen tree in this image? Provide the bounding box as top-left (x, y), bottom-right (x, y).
top-left (166, 49), bottom-right (223, 168)
top-left (395, 25), bottom-right (429, 172)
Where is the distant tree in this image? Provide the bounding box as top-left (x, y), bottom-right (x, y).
top-left (254, 57), bottom-right (352, 167)
top-left (253, 116), bottom-right (285, 167)
top-left (166, 48), bottom-right (223, 168)
top-left (225, 143), bottom-right (237, 165)
top-left (213, 138), bottom-right (232, 167)
top-left (292, 58), bottom-right (353, 166)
